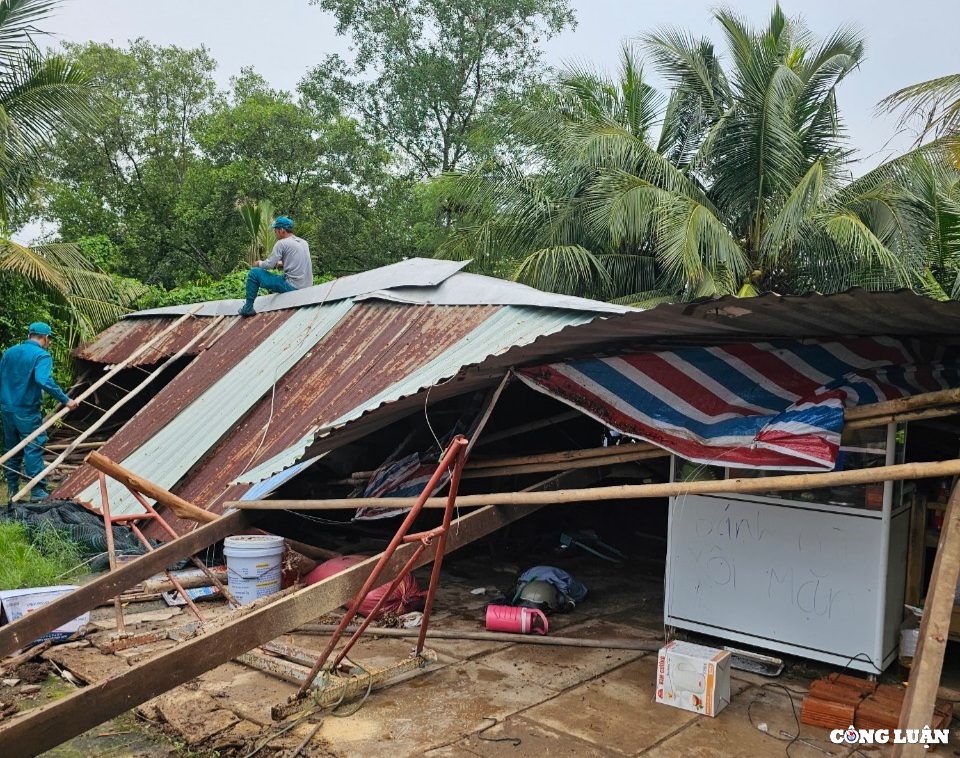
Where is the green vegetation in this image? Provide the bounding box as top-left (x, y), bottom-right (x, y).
top-left (440, 5), bottom-right (958, 302)
top-left (0, 520), bottom-right (84, 590)
top-left (0, 0), bottom-right (143, 352)
top-left (0, 0), bottom-right (958, 355)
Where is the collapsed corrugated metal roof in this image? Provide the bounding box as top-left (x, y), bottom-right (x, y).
top-left (56, 259), bottom-right (625, 524)
top-left (57, 257), bottom-right (960, 530)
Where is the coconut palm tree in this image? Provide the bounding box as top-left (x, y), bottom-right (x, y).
top-left (0, 0), bottom-right (141, 341)
top-left (237, 198), bottom-right (276, 267)
top-left (880, 74), bottom-right (960, 148)
top-left (440, 5), bottom-right (920, 302)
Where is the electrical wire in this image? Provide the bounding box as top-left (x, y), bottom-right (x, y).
top-left (746, 683), bottom-right (812, 758)
top-left (476, 716), bottom-right (522, 746)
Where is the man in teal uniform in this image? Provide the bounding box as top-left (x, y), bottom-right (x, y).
top-left (0, 323), bottom-right (78, 501)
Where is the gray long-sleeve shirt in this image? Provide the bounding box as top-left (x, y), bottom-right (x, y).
top-left (259, 235), bottom-right (313, 290)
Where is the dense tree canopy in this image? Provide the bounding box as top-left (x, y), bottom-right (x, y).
top-left (303, 0), bottom-right (576, 177)
top-left (38, 41), bottom-right (430, 287)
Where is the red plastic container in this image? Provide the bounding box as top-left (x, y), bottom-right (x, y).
top-left (484, 604), bottom-right (549, 635)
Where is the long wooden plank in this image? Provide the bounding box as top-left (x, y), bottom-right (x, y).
top-left (844, 387), bottom-right (960, 421)
top-left (233, 457), bottom-right (960, 511)
top-left (0, 510), bottom-right (251, 658)
top-left (0, 502), bottom-right (542, 758)
top-left (892, 482), bottom-right (960, 758)
top-left (85, 451), bottom-right (219, 524)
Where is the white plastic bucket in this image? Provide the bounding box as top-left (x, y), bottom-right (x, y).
top-left (223, 535), bottom-right (285, 605)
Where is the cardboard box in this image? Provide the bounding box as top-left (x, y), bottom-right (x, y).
top-left (656, 641), bottom-right (731, 717)
top-left (0, 585), bottom-right (89, 645)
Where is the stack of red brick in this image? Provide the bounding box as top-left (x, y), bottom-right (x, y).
top-left (801, 673), bottom-right (953, 732)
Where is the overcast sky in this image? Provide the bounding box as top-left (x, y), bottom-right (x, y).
top-left (22, 0), bottom-right (957, 243)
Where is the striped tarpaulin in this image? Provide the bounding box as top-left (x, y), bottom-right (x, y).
top-left (516, 338), bottom-right (960, 471)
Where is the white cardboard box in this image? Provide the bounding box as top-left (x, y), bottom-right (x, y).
top-left (0, 585), bottom-right (89, 645)
top-left (656, 640), bottom-right (731, 717)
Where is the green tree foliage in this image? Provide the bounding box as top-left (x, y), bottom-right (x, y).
top-left (41, 44), bottom-right (430, 285)
top-left (303, 0), bottom-right (576, 177)
top-left (0, 1), bottom-right (143, 349)
top-left (442, 6), bottom-right (927, 302)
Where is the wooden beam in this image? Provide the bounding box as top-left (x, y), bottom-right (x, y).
top-left (461, 448), bottom-right (667, 479)
top-left (845, 404), bottom-right (960, 431)
top-left (467, 442), bottom-right (659, 469)
top-left (892, 482), bottom-right (960, 758)
top-left (904, 493), bottom-right (927, 607)
top-left (233, 457), bottom-right (960, 511)
top-left (464, 372), bottom-right (510, 459)
top-left (0, 510), bottom-right (251, 659)
top-left (85, 452), bottom-right (218, 524)
top-left (472, 409), bottom-right (582, 447)
top-left (0, 502), bottom-right (543, 758)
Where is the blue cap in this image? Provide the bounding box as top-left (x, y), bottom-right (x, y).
top-left (28, 322), bottom-right (52, 337)
top-left (270, 216), bottom-right (294, 230)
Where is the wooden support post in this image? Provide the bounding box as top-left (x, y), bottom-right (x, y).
top-left (904, 493), bottom-right (927, 607)
top-left (13, 315), bottom-right (229, 502)
top-left (467, 442), bottom-right (659, 469)
top-left (233, 457), bottom-right (960, 512)
top-left (463, 372), bottom-right (510, 459)
top-left (0, 510), bottom-right (251, 658)
top-left (892, 482), bottom-right (960, 758)
top-left (85, 452), bottom-right (218, 523)
top-left (0, 305), bottom-right (203, 471)
top-left (0, 502), bottom-right (543, 758)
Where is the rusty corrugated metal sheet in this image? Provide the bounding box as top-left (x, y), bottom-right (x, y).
top-left (70, 302), bottom-right (355, 515)
top-left (54, 302), bottom-right (504, 531)
top-left (55, 310), bottom-right (297, 498)
top-left (72, 316), bottom-right (235, 366)
top-left (165, 302), bottom-right (503, 532)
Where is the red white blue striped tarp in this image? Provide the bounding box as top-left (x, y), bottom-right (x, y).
top-left (516, 338), bottom-right (960, 471)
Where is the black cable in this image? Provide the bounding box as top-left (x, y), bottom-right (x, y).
top-left (746, 683), bottom-right (812, 758)
top-left (477, 716), bottom-right (521, 747)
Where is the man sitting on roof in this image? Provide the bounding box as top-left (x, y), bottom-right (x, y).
top-left (239, 215), bottom-right (313, 316)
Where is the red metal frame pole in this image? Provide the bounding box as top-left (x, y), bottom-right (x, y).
top-left (124, 489), bottom-right (239, 607)
top-left (415, 446), bottom-right (468, 654)
top-left (296, 435), bottom-right (469, 697)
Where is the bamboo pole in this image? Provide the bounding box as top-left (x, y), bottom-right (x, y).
top-left (892, 481), bottom-right (960, 758)
top-left (0, 305), bottom-right (204, 470)
top-left (472, 410), bottom-right (582, 448)
top-left (46, 442), bottom-right (105, 452)
top-left (845, 404), bottom-right (960, 431)
top-left (845, 387), bottom-right (960, 421)
top-left (13, 315), bottom-right (228, 502)
top-left (233, 458), bottom-right (960, 511)
top-left (464, 373), bottom-right (511, 459)
top-left (294, 624), bottom-right (661, 651)
top-left (85, 452), bottom-right (217, 524)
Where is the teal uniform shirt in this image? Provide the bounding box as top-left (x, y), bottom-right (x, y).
top-left (0, 340), bottom-right (70, 410)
